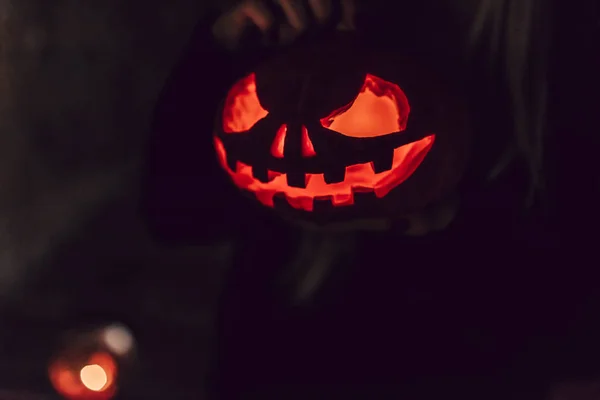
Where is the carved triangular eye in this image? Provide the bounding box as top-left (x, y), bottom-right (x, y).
top-left (320, 74), bottom-right (410, 138)
top-left (222, 73), bottom-right (268, 133)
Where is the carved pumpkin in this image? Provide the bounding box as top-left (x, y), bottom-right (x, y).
top-left (213, 36), bottom-right (471, 224)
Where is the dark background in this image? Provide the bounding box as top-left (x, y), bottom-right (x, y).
top-left (0, 0), bottom-right (230, 398)
top-left (0, 0), bottom-right (599, 399)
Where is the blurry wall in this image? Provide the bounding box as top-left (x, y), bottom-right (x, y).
top-left (0, 0), bottom-right (218, 300)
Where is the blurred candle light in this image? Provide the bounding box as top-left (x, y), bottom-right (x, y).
top-left (101, 323), bottom-right (134, 357)
top-left (49, 322), bottom-right (136, 399)
top-left (49, 351), bottom-right (118, 399)
top-left (80, 364), bottom-right (108, 391)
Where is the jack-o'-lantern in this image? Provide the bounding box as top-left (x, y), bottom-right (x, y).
top-left (213, 35), bottom-right (471, 225)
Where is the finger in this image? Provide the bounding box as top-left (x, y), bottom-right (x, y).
top-left (337, 0), bottom-right (356, 31)
top-left (308, 0), bottom-right (332, 23)
top-left (211, 10), bottom-right (247, 49)
top-left (240, 0), bottom-right (275, 33)
top-left (212, 1), bottom-right (274, 50)
top-left (403, 194), bottom-right (459, 236)
top-left (277, 24), bottom-right (300, 45)
top-left (276, 0), bottom-right (308, 32)
top-left (427, 194), bottom-right (459, 232)
top-left (403, 213), bottom-right (432, 237)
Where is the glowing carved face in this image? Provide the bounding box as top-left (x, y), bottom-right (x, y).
top-left (214, 72), bottom-right (435, 212)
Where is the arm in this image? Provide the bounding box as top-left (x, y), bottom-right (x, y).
top-left (142, 12), bottom-right (250, 244)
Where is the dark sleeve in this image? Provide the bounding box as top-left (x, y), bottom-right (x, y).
top-left (141, 14), bottom-right (253, 244)
top-left (551, 0), bottom-right (600, 221)
top-left (545, 0), bottom-right (600, 382)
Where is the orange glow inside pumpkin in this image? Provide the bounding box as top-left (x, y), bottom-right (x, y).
top-left (216, 72), bottom-right (435, 212)
top-left (270, 124), bottom-right (316, 158)
top-left (49, 352), bottom-right (117, 400)
top-left (270, 124), bottom-right (286, 158)
top-left (222, 73), bottom-right (268, 133)
top-left (320, 74), bottom-right (410, 137)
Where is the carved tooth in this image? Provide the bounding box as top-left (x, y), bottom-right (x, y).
top-left (372, 151), bottom-right (394, 173)
top-left (252, 167), bottom-right (269, 183)
top-left (226, 155), bottom-right (237, 171)
top-left (313, 197), bottom-right (334, 213)
top-left (323, 167), bottom-right (346, 184)
top-left (352, 191), bottom-right (374, 207)
top-left (286, 173), bottom-right (307, 188)
top-left (273, 193), bottom-right (291, 209)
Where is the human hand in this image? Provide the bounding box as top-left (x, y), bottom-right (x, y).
top-left (211, 0), bottom-right (356, 51)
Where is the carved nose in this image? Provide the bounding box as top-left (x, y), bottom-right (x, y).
top-left (301, 126), bottom-right (316, 157)
top-left (270, 124), bottom-right (316, 158)
top-left (270, 124), bottom-right (286, 158)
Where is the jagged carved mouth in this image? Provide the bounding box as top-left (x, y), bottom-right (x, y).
top-left (214, 135), bottom-right (435, 212)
